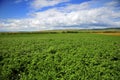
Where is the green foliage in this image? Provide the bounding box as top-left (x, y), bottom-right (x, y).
top-left (0, 33), bottom-right (120, 80)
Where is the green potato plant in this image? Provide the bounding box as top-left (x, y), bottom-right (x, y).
top-left (0, 33), bottom-right (120, 80)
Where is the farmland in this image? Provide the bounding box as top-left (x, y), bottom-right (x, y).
top-left (0, 32), bottom-right (120, 80)
top-left (96, 33), bottom-right (120, 36)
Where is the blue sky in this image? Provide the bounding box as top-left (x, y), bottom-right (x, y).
top-left (0, 0), bottom-right (91, 19)
top-left (0, 0), bottom-right (120, 31)
top-left (0, 0), bottom-right (29, 19)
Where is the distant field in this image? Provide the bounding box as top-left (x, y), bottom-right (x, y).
top-left (96, 32), bottom-right (120, 36)
top-left (0, 33), bottom-right (120, 80)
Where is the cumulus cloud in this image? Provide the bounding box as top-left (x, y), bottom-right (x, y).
top-left (0, 0), bottom-right (120, 31)
top-left (30, 0), bottom-right (69, 10)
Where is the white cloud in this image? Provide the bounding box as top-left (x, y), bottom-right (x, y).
top-left (30, 0), bottom-right (69, 10)
top-left (105, 1), bottom-right (119, 7)
top-left (0, 0), bottom-right (120, 31)
top-left (58, 1), bottom-right (92, 12)
top-left (14, 0), bottom-right (29, 3)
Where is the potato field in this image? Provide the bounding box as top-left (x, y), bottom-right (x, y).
top-left (0, 33), bottom-right (120, 80)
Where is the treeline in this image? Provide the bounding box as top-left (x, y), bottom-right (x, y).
top-left (0, 30), bottom-right (120, 35)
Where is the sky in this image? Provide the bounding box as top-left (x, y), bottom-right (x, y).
top-left (0, 0), bottom-right (120, 31)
